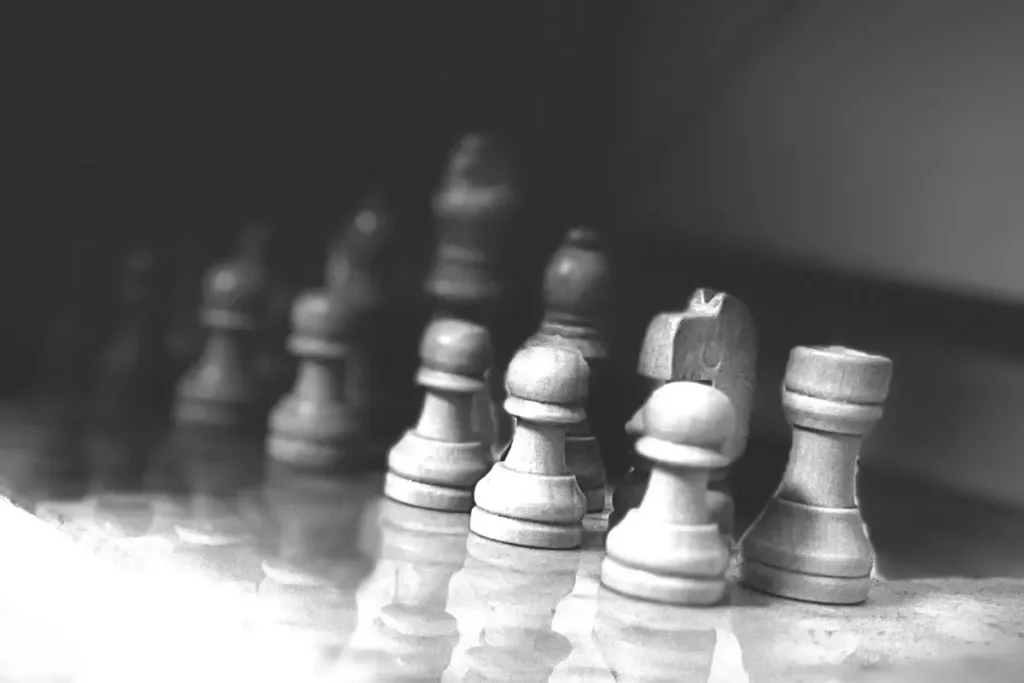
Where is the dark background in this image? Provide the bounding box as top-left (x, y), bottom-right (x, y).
top-left (0, 1), bottom-right (623, 391)
top-left (5, 2), bottom-right (1024, 508)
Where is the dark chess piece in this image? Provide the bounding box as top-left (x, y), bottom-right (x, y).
top-left (366, 499), bottom-right (469, 680)
top-left (174, 225), bottom-right (272, 431)
top-left (258, 464), bottom-right (377, 658)
top-left (255, 280), bottom-right (299, 404)
top-left (426, 134), bottom-right (517, 455)
top-left (460, 533), bottom-right (579, 682)
top-left (165, 233), bottom-right (211, 381)
top-left (611, 288), bottom-right (756, 538)
top-left (426, 133), bottom-right (514, 317)
top-left (385, 318), bottom-right (494, 512)
top-left (592, 585), bottom-right (722, 682)
top-left (529, 226), bottom-right (611, 512)
top-left (326, 197), bottom-right (413, 468)
top-left (470, 343), bottom-right (589, 549)
top-left (603, 382), bottom-right (738, 605)
top-left (740, 345), bottom-right (893, 605)
top-left (266, 288), bottom-right (363, 471)
top-left (29, 292), bottom-right (96, 499)
top-left (85, 248), bottom-right (169, 493)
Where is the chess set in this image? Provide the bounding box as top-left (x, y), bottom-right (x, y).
top-left (0, 133), bottom-right (1022, 682)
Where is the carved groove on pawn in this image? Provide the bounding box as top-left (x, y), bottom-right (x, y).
top-left (602, 381), bottom-right (737, 605)
top-left (385, 318), bottom-right (494, 512)
top-left (470, 343), bottom-right (589, 549)
top-left (739, 345), bottom-right (893, 605)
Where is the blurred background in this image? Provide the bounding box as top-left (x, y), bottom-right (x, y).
top-left (3, 1), bottom-right (1024, 509)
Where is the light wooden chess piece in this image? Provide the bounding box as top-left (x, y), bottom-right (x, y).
top-left (602, 381), bottom-right (737, 605)
top-left (528, 227), bottom-right (611, 512)
top-left (611, 288), bottom-right (756, 537)
top-left (385, 318), bottom-right (494, 512)
top-left (470, 343), bottom-right (589, 549)
top-left (740, 345), bottom-right (893, 605)
top-left (426, 133), bottom-right (518, 455)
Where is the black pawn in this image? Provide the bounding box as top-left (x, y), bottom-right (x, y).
top-left (266, 289), bottom-right (361, 472)
top-left (85, 248), bottom-right (168, 492)
top-left (529, 227), bottom-right (611, 512)
top-left (426, 133), bottom-right (515, 318)
top-left (174, 226), bottom-right (271, 430)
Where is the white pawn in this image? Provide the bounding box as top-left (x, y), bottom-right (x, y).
top-left (602, 382), bottom-right (737, 605)
top-left (470, 343), bottom-right (589, 549)
top-left (385, 318), bottom-right (494, 511)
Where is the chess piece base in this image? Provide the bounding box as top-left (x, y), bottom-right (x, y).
top-left (384, 471), bottom-right (475, 512)
top-left (738, 558), bottom-right (872, 605)
top-left (387, 430), bottom-right (492, 489)
top-left (741, 497), bottom-right (874, 577)
top-left (600, 555), bottom-right (727, 605)
top-left (266, 433), bottom-right (356, 470)
top-left (469, 507), bottom-right (582, 550)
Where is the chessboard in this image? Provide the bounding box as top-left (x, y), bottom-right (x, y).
top-left (1, 132), bottom-right (1023, 682)
top-left (3, 452), bottom-right (1024, 683)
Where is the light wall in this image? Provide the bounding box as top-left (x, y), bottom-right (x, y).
top-left (614, 0), bottom-right (1024, 508)
top-left (616, 0), bottom-right (1024, 303)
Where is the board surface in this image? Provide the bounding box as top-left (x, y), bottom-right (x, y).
top-left (2, 415), bottom-right (1024, 682)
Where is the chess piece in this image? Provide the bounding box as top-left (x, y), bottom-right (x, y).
top-left (470, 343), bottom-right (588, 549)
top-left (86, 248), bottom-right (168, 492)
top-left (427, 134), bottom-right (517, 455)
top-left (592, 585), bottom-right (720, 682)
top-left (327, 198), bottom-right (412, 467)
top-left (165, 233), bottom-right (210, 379)
top-left (255, 281), bottom-right (299, 402)
top-left (426, 133), bottom-right (514, 318)
top-left (602, 382), bottom-right (737, 605)
top-left (385, 318), bottom-right (494, 511)
top-left (611, 288), bottom-right (756, 536)
top-left (528, 227), bottom-right (611, 512)
top-left (29, 251), bottom-right (104, 499)
top-left (174, 225), bottom-right (271, 429)
top-left (740, 345), bottom-right (893, 605)
top-left (521, 334), bottom-right (605, 512)
top-left (460, 533), bottom-right (579, 682)
top-left (266, 288), bottom-right (361, 471)
top-left (368, 499), bottom-right (469, 680)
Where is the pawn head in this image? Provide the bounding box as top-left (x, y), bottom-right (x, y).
top-left (542, 227), bottom-right (610, 324)
top-left (642, 382), bottom-right (736, 453)
top-left (201, 258), bottom-right (267, 329)
top-left (420, 318), bottom-right (493, 380)
top-left (504, 342), bottom-right (589, 424)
